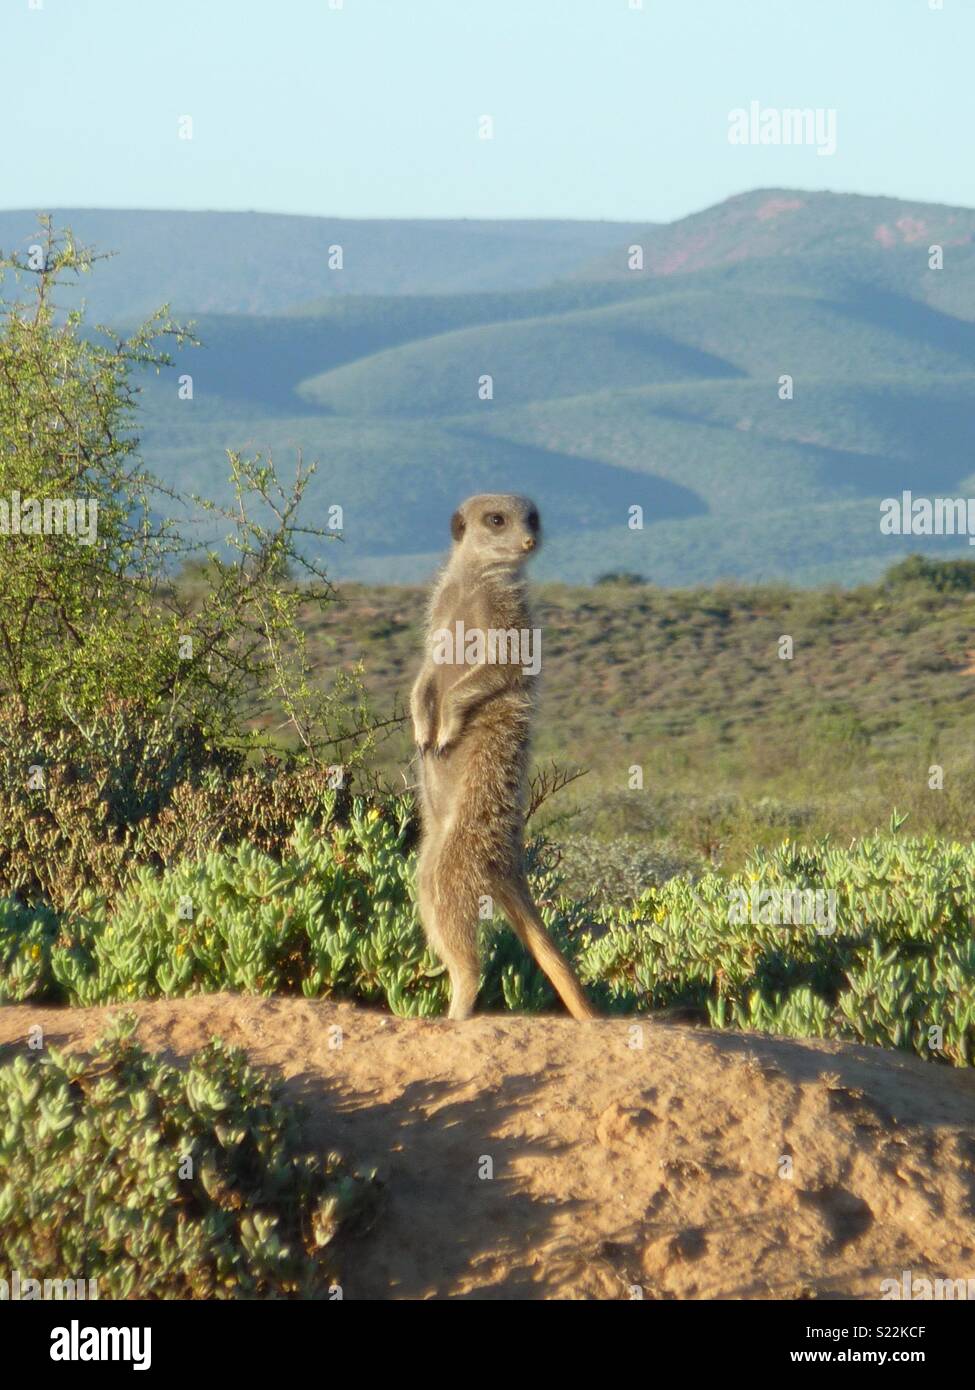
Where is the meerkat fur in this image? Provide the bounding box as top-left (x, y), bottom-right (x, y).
top-left (410, 493), bottom-right (596, 1022)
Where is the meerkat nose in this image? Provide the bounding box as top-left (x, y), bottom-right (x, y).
top-left (522, 536), bottom-right (535, 551)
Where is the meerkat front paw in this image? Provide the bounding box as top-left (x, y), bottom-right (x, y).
top-left (413, 714), bottom-right (436, 755)
top-left (434, 709), bottom-right (463, 755)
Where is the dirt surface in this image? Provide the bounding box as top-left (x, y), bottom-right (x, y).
top-left (2, 995), bottom-right (974, 1300)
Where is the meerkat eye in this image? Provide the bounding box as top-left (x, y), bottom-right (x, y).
top-left (527, 510), bottom-right (539, 532)
top-left (485, 512), bottom-right (506, 528)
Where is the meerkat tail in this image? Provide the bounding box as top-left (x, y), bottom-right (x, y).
top-left (496, 883), bottom-right (597, 1021)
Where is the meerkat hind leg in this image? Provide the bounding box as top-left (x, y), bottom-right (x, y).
top-left (495, 879), bottom-right (596, 1021)
top-left (416, 848), bottom-right (481, 1021)
top-left (445, 959), bottom-right (480, 1021)
top-left (437, 919), bottom-right (480, 1021)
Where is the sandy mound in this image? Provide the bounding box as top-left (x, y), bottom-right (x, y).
top-left (2, 996), bottom-right (974, 1300)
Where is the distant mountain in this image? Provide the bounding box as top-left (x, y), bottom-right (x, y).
top-left (0, 210), bottom-right (646, 319)
top-left (576, 187), bottom-right (975, 286)
top-left (4, 191), bottom-right (975, 586)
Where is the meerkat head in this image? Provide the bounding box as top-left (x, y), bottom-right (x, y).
top-left (449, 494), bottom-right (542, 570)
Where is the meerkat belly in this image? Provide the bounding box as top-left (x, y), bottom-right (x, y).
top-left (422, 688), bottom-right (531, 824)
top-left (430, 596), bottom-right (498, 695)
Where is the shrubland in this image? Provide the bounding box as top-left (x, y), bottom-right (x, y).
top-left (3, 221), bottom-right (975, 1296)
top-left (2, 219), bottom-right (974, 1292)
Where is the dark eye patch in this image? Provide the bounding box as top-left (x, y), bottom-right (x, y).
top-left (527, 510), bottom-right (539, 532)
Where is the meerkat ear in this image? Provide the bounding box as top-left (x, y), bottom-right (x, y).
top-left (450, 509), bottom-right (466, 542)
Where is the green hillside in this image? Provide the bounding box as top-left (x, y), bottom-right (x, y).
top-left (296, 276), bottom-right (975, 418)
top-left (17, 188), bottom-right (973, 586)
top-left (295, 296), bottom-right (747, 416)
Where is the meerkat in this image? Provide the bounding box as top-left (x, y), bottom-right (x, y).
top-left (410, 493), bottom-right (596, 1022)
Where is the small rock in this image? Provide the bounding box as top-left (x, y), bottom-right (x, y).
top-left (596, 1100), bottom-right (658, 1148)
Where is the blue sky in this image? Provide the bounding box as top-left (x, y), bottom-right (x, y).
top-left (2, 0), bottom-right (972, 222)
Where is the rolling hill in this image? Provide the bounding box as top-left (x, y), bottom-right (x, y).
top-left (4, 190), bottom-right (975, 585)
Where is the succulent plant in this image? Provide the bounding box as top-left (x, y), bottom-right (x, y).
top-left (0, 1013), bottom-right (376, 1298)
